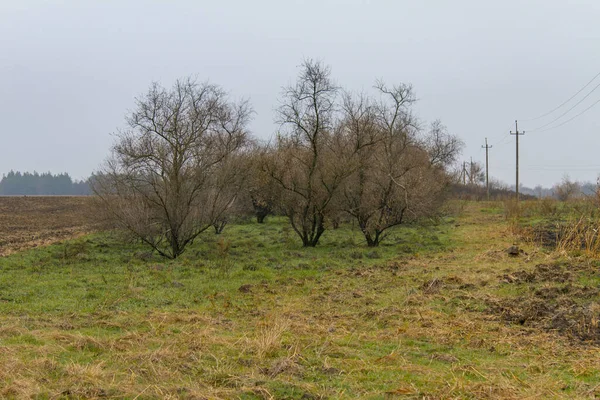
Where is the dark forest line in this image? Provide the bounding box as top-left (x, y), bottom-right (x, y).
top-left (0, 171), bottom-right (91, 196)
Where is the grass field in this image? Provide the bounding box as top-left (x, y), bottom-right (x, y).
top-left (1, 199), bottom-right (600, 399)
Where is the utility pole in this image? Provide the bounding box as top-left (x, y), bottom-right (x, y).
top-left (462, 161), bottom-right (467, 185)
top-left (510, 120), bottom-right (524, 201)
top-left (482, 138), bottom-right (492, 200)
top-left (470, 157), bottom-right (473, 185)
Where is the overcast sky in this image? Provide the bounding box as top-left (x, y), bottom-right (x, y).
top-left (1, 0), bottom-right (600, 187)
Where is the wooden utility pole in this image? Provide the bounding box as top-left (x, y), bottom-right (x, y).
top-left (462, 161), bottom-right (467, 185)
top-left (510, 120), bottom-right (524, 201)
top-left (482, 138), bottom-right (492, 200)
top-left (470, 157), bottom-right (474, 185)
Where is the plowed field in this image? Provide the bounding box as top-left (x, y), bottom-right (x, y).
top-left (0, 196), bottom-right (96, 256)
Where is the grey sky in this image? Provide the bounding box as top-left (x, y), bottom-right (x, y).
top-left (1, 0), bottom-right (599, 187)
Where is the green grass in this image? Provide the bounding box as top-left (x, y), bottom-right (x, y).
top-left (1, 209), bottom-right (600, 398)
top-left (0, 217), bottom-right (450, 316)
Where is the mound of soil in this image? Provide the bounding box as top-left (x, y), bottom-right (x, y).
top-left (421, 275), bottom-right (471, 295)
top-left (499, 263), bottom-right (573, 284)
top-left (490, 262), bottom-right (600, 343)
top-left (530, 224), bottom-right (560, 248)
top-left (530, 222), bottom-right (600, 249)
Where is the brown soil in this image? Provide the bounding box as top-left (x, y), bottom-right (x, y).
top-left (490, 262), bottom-right (600, 343)
top-left (530, 224), bottom-right (560, 248)
top-left (529, 222), bottom-right (600, 249)
top-left (499, 263), bottom-right (573, 284)
top-left (0, 196), bottom-right (99, 256)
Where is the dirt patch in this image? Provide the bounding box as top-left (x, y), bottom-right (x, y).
top-left (261, 356), bottom-right (303, 378)
top-left (421, 275), bottom-right (472, 295)
top-left (488, 295), bottom-right (600, 343)
top-left (490, 262), bottom-right (600, 343)
top-left (421, 278), bottom-right (445, 294)
top-left (529, 222), bottom-right (600, 250)
top-left (238, 284), bottom-right (253, 293)
top-left (529, 224), bottom-right (560, 248)
top-left (0, 196), bottom-right (99, 256)
top-left (431, 353), bottom-right (459, 364)
top-left (499, 263), bottom-right (572, 284)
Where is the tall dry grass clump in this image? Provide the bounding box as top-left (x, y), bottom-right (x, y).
top-left (254, 317), bottom-right (290, 359)
top-left (556, 216), bottom-right (600, 257)
top-left (503, 199), bottom-right (523, 238)
top-left (503, 199), bottom-right (520, 221)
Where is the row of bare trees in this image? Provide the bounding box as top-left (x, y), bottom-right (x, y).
top-left (93, 60), bottom-right (463, 258)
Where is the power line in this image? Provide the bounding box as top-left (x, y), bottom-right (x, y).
top-left (490, 122), bottom-right (518, 147)
top-left (526, 80), bottom-right (600, 132)
top-left (524, 167), bottom-right (600, 171)
top-left (534, 97), bottom-right (600, 133)
top-left (521, 70), bottom-right (600, 122)
top-left (527, 163), bottom-right (600, 167)
top-left (494, 134), bottom-right (512, 146)
top-left (495, 165), bottom-right (600, 171)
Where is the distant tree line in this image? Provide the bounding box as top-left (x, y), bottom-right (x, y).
top-left (0, 171), bottom-right (91, 195)
top-left (451, 172), bottom-right (600, 201)
top-left (450, 183), bottom-right (536, 201)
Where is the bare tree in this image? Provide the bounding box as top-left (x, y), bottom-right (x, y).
top-left (268, 59), bottom-right (350, 247)
top-left (553, 175), bottom-right (581, 201)
top-left (245, 144), bottom-right (280, 223)
top-left (490, 178), bottom-right (510, 192)
top-left (341, 83), bottom-right (459, 246)
top-left (268, 62), bottom-right (461, 247)
top-left (424, 120), bottom-right (463, 168)
top-left (341, 82), bottom-right (413, 246)
top-left (468, 161), bottom-right (485, 186)
top-left (211, 149), bottom-right (254, 234)
top-left (93, 78), bottom-right (252, 259)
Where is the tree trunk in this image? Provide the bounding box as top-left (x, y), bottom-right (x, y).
top-left (362, 225), bottom-right (382, 247)
top-left (366, 235), bottom-right (380, 247)
top-left (213, 220), bottom-right (227, 234)
top-left (331, 217), bottom-right (340, 229)
top-left (252, 197), bottom-right (271, 224)
top-left (302, 219), bottom-right (325, 247)
top-left (256, 212), bottom-right (267, 224)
